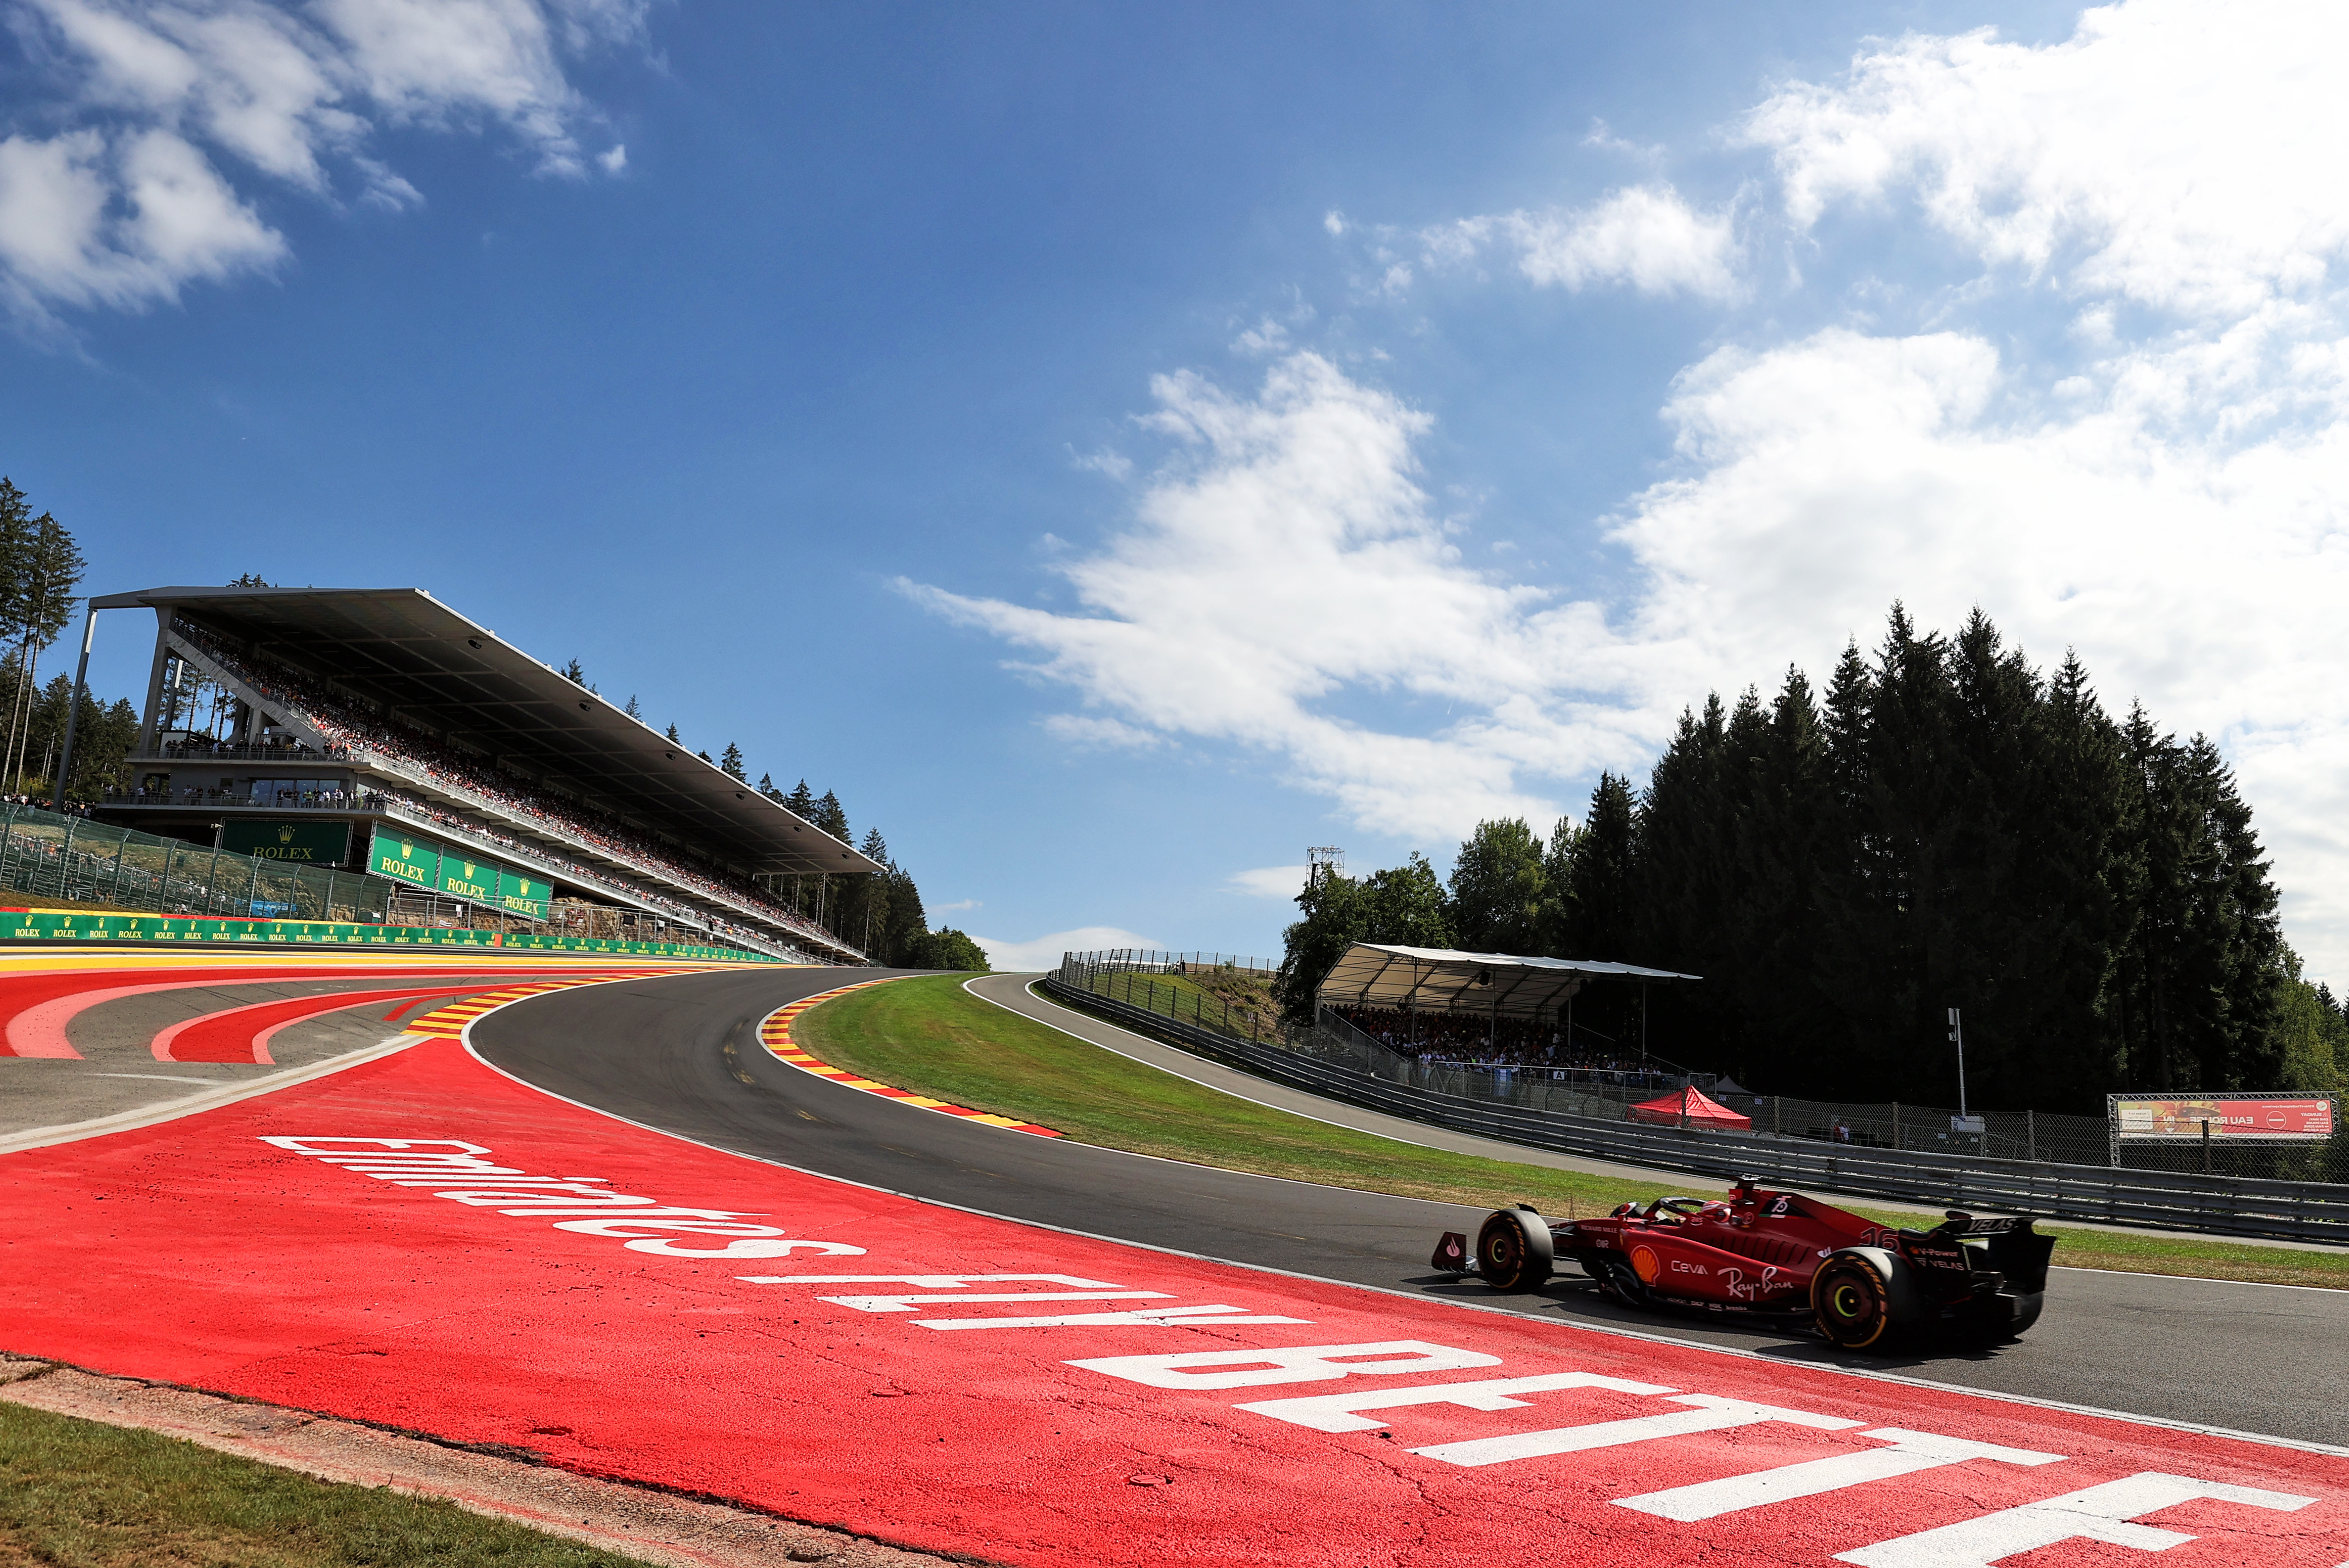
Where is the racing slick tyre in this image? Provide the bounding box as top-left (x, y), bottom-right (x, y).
top-left (1810, 1249), bottom-right (1922, 1351)
top-left (1475, 1206), bottom-right (1554, 1293)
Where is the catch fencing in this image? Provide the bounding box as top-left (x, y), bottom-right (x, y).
top-left (0, 803), bottom-right (391, 924)
top-left (1053, 950), bottom-right (2341, 1183)
top-left (1047, 954), bottom-right (2349, 1244)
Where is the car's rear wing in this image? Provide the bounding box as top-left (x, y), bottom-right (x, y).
top-left (1915, 1212), bottom-right (2055, 1294)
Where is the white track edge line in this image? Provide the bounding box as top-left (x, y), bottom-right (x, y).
top-left (455, 990), bottom-right (2349, 1461)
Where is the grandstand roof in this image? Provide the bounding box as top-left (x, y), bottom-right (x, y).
top-left (92, 585), bottom-right (881, 878)
top-left (1317, 942), bottom-right (1699, 1019)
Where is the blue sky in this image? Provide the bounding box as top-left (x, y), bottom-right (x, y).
top-left (8, 0), bottom-right (2349, 978)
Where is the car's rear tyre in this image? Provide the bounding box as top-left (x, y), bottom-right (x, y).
top-left (1813, 1255), bottom-right (1900, 1349)
top-left (1475, 1206), bottom-right (1554, 1292)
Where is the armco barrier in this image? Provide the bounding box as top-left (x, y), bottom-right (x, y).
top-left (1042, 975), bottom-right (2349, 1246)
top-left (0, 906), bottom-right (784, 964)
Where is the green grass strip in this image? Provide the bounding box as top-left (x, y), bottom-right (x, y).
top-left (0, 1398), bottom-right (655, 1568)
top-left (795, 974), bottom-right (2349, 1293)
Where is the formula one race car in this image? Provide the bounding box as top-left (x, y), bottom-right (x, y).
top-left (1430, 1177), bottom-right (2054, 1350)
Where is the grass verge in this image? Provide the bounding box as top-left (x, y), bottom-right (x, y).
top-left (794, 974), bottom-right (2349, 1293)
top-left (0, 1398), bottom-right (653, 1568)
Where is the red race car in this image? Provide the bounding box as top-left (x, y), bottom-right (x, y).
top-left (1430, 1177), bottom-right (2054, 1350)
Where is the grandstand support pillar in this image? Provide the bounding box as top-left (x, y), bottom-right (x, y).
top-left (51, 603), bottom-right (97, 811)
top-left (134, 608), bottom-right (173, 758)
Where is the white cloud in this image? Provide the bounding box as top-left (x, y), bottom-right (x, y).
top-left (1230, 314), bottom-right (1290, 355)
top-left (905, 351), bottom-right (1663, 840)
top-left (1226, 865), bottom-right (1306, 900)
top-left (928, 897), bottom-right (980, 914)
top-left (597, 141), bottom-right (624, 173)
top-left (927, 0), bottom-right (2349, 979)
top-left (1040, 713), bottom-right (1165, 751)
top-left (971, 926), bottom-right (1165, 973)
top-left (1, 0), bottom-right (642, 323)
top-left (1427, 186), bottom-right (1741, 301)
top-left (1069, 447), bottom-right (1133, 482)
top-left (1745, 1), bottom-right (2349, 318)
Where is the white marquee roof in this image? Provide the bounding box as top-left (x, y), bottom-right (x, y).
top-left (1317, 943), bottom-right (1700, 1019)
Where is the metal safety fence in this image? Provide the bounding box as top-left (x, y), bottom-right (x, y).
top-left (1051, 951), bottom-right (2344, 1185)
top-left (0, 802), bottom-right (391, 924)
top-left (1046, 959), bottom-right (2349, 1243)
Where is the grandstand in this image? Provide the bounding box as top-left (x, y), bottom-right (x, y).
top-left (1317, 942), bottom-right (1699, 1071)
top-left (84, 586), bottom-right (879, 962)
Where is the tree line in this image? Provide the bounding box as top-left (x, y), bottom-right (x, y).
top-left (1280, 606), bottom-right (2347, 1112)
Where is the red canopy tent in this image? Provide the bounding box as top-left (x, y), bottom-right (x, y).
top-left (1629, 1085), bottom-right (1752, 1131)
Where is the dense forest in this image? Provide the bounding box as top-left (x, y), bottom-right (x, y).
top-left (1280, 607), bottom-right (2349, 1112)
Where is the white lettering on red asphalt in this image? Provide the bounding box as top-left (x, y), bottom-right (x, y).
top-left (260, 1136), bottom-right (868, 1261)
top-left (744, 1272), bottom-right (2337, 1561)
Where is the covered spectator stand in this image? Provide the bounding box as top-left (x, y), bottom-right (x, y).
top-left (1629, 1085), bottom-right (1752, 1130)
top-left (1316, 943), bottom-right (1700, 1070)
top-left (83, 585), bottom-right (881, 961)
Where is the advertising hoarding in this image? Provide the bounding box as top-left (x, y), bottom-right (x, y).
top-left (439, 852), bottom-right (497, 902)
top-left (2108, 1094), bottom-right (2336, 1142)
top-left (497, 870), bottom-right (551, 919)
top-left (223, 820), bottom-right (352, 864)
top-left (369, 826), bottom-right (440, 889)
top-left (367, 826), bottom-right (551, 918)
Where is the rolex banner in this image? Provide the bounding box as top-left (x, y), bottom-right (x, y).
top-left (223, 820), bottom-right (352, 864)
top-left (369, 826), bottom-right (440, 890)
top-left (368, 826), bottom-right (550, 917)
top-left (497, 870), bottom-right (551, 919)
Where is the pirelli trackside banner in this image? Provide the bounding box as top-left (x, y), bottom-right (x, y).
top-left (367, 827), bottom-right (550, 917)
top-left (2108, 1093), bottom-right (2337, 1141)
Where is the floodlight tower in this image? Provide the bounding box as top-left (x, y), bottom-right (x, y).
top-left (1306, 845), bottom-right (1346, 889)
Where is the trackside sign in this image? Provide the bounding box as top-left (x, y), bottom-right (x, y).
top-left (2109, 1094), bottom-right (2338, 1141)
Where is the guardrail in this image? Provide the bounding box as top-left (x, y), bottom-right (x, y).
top-left (1042, 975), bottom-right (2349, 1246)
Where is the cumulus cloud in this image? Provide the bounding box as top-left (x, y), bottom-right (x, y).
top-left (1428, 186), bottom-right (1741, 301)
top-left (1226, 865), bottom-right (1307, 900)
top-left (928, 0), bottom-right (2349, 979)
top-left (1745, 1), bottom-right (2349, 318)
top-left (903, 351), bottom-right (1665, 839)
top-left (0, 0), bottom-right (642, 323)
top-left (971, 926), bottom-right (1165, 973)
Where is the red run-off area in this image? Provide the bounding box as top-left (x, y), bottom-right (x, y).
top-left (0, 1035), bottom-right (2341, 1567)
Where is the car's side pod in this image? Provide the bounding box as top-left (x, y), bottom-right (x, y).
top-left (1474, 1204), bottom-right (1555, 1292)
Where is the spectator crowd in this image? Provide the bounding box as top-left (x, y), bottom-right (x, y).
top-left (1330, 1004), bottom-right (1668, 1080)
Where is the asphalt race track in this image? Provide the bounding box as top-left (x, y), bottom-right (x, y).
top-left (468, 965), bottom-right (2349, 1448)
top-left (6, 957), bottom-right (2345, 1566)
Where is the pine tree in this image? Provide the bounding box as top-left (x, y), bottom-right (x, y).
top-left (665, 723), bottom-right (681, 743)
top-left (624, 694), bottom-right (642, 720)
top-left (562, 659), bottom-right (588, 685)
top-left (813, 790), bottom-right (849, 841)
top-left (785, 779), bottom-right (815, 819)
top-left (719, 743), bottom-right (747, 781)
